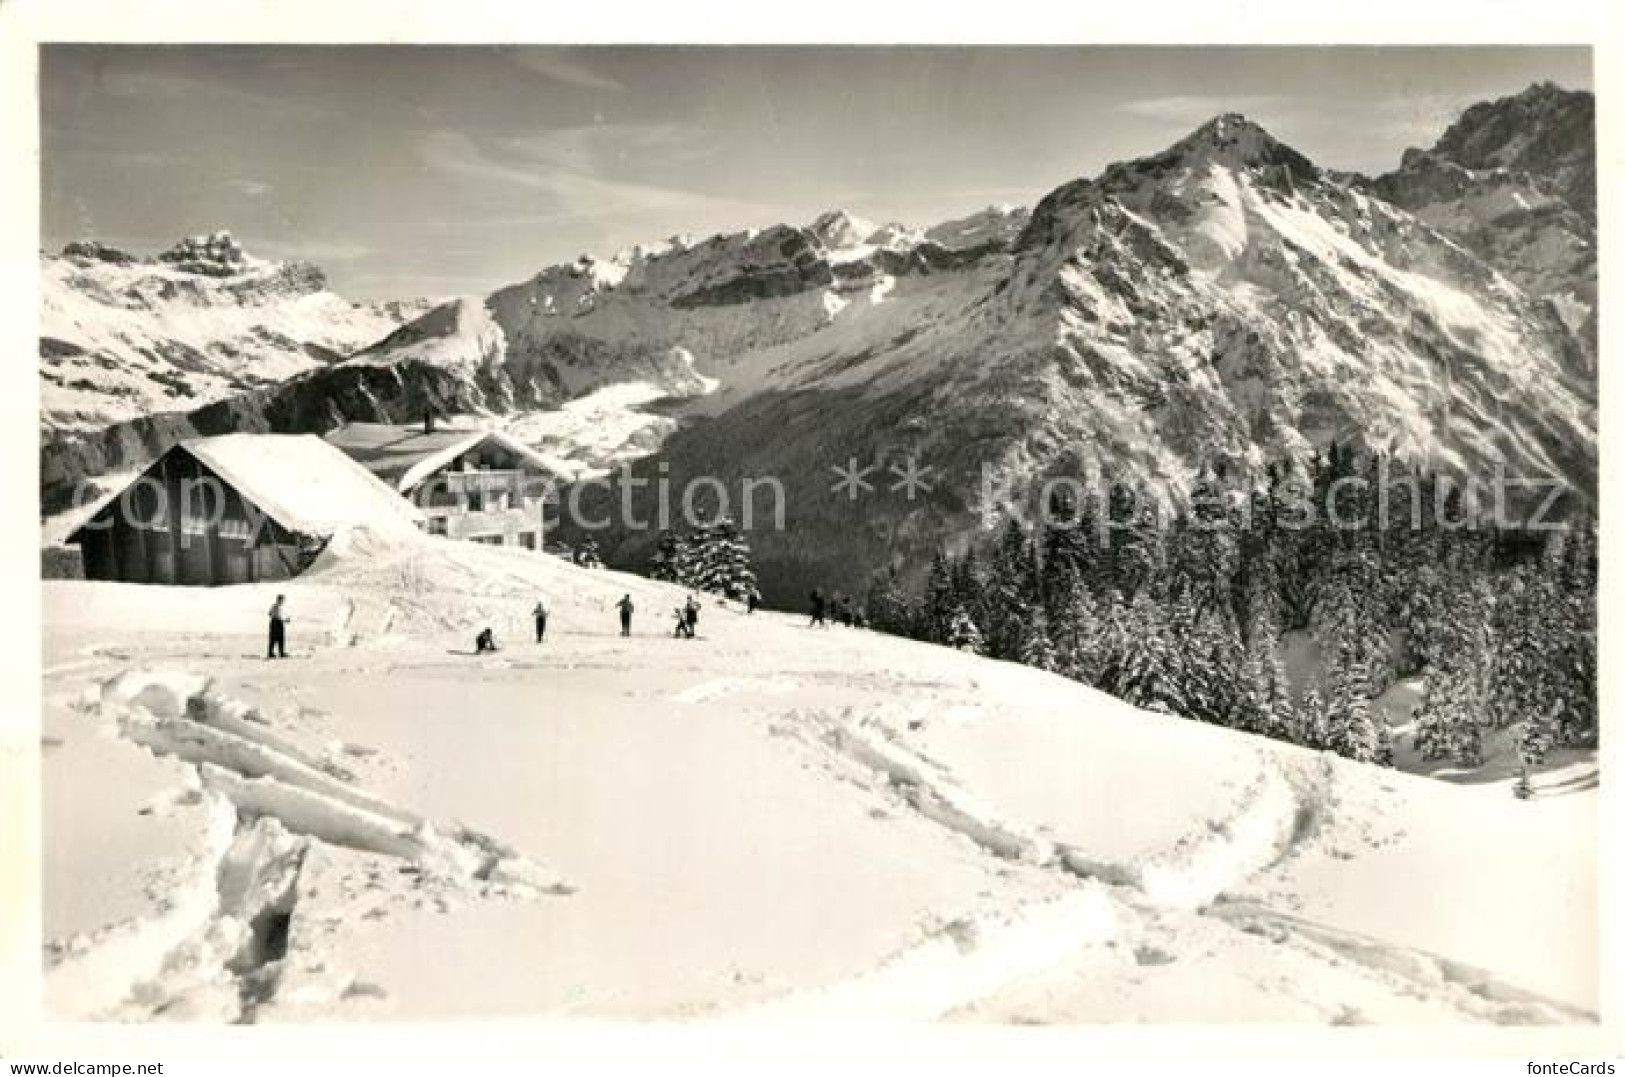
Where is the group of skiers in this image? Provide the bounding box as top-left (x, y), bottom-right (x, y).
top-left (807, 588), bottom-right (865, 630)
top-left (476, 598), bottom-right (553, 653)
top-left (267, 587), bottom-right (763, 659)
top-left (475, 592), bottom-right (636, 652)
top-left (673, 594), bottom-right (701, 638)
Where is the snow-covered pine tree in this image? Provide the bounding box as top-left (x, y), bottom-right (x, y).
top-left (648, 530), bottom-right (683, 582)
top-left (686, 517), bottom-right (758, 601)
top-left (1323, 639), bottom-right (1384, 764)
top-left (1105, 484), bottom-right (1164, 601)
top-left (1019, 608), bottom-right (1060, 672)
top-left (1081, 592), bottom-right (1127, 691)
top-left (987, 518), bottom-right (1040, 659)
top-left (672, 527), bottom-right (702, 587)
top-left (864, 565), bottom-right (915, 637)
top-left (953, 549), bottom-right (990, 638)
top-left (1104, 592), bottom-right (1187, 716)
top-left (1039, 485), bottom-right (1104, 601)
top-left (1547, 523), bottom-right (1598, 748)
top-left (1312, 551), bottom-right (1392, 699)
top-left (945, 604), bottom-right (985, 655)
top-left (1375, 719), bottom-right (1395, 768)
top-left (1239, 534), bottom-right (1284, 651)
top-left (1234, 645), bottom-right (1270, 737)
top-left (1296, 686), bottom-right (1331, 752)
top-left (1267, 464), bottom-right (1318, 631)
top-left (575, 537), bottom-right (603, 569)
top-left (1042, 552), bottom-right (1085, 640)
top-left (1488, 568), bottom-right (1549, 733)
top-left (1513, 710), bottom-right (1553, 800)
top-left (922, 550), bottom-right (957, 645)
top-left (1411, 664), bottom-right (1484, 766)
top-left (1180, 608), bottom-right (1247, 728)
top-left (1177, 468), bottom-right (1240, 623)
top-left (1237, 581), bottom-right (1297, 740)
top-left (1050, 571), bottom-right (1102, 686)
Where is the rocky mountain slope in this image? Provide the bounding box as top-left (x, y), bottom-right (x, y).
top-left (42, 89), bottom-right (1597, 603)
top-left (569, 111), bottom-right (1594, 598)
top-left (39, 231), bottom-right (430, 437)
top-left (1370, 82), bottom-right (1596, 363)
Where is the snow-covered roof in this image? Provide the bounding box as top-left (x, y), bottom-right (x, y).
top-left (183, 433), bottom-right (425, 538)
top-left (67, 433), bottom-right (426, 543)
top-left (324, 422), bottom-right (561, 494)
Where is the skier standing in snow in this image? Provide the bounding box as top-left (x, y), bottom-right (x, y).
top-left (267, 594), bottom-right (289, 659)
top-left (747, 588), bottom-right (760, 615)
top-left (616, 594), bottom-right (635, 637)
top-left (533, 596), bottom-right (549, 643)
top-left (809, 588), bottom-right (827, 628)
top-left (684, 594), bottom-right (701, 637)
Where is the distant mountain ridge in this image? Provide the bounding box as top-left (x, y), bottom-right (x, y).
top-left (1370, 82), bottom-right (1596, 364)
top-left (40, 230), bottom-right (431, 437)
top-left (40, 86), bottom-right (1597, 604)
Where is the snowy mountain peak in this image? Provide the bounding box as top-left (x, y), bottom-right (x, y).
top-left (924, 204), bottom-right (1031, 251)
top-left (865, 221), bottom-right (926, 251)
top-left (1415, 82), bottom-right (1594, 221)
top-left (807, 209), bottom-right (880, 251)
top-left (1165, 113), bottom-right (1319, 179)
top-left (155, 230), bottom-right (260, 276)
top-left (40, 235), bottom-right (430, 437)
top-left (59, 240), bottom-right (141, 266)
top-left (1371, 81), bottom-right (1595, 358)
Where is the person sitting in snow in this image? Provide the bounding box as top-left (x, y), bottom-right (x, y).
top-left (533, 596), bottom-right (549, 643)
top-left (475, 627), bottom-right (499, 654)
top-left (267, 595), bottom-right (289, 659)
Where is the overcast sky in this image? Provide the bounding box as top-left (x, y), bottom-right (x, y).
top-left (41, 45), bottom-right (1592, 300)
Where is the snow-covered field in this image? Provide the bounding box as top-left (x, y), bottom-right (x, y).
top-left (36, 529), bottom-right (1598, 1025)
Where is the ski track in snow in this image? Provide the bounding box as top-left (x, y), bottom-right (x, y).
top-left (762, 700), bottom-right (1589, 1024)
top-left (672, 676), bottom-right (799, 705)
top-left (39, 599), bottom-right (1595, 1025)
top-left (46, 667), bottom-right (572, 1022)
top-left (1202, 898), bottom-right (1594, 1026)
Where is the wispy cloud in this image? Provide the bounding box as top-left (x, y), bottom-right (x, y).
top-left (229, 178), bottom-right (273, 198)
top-left (507, 51), bottom-right (626, 94)
top-left (1115, 94), bottom-right (1290, 125)
top-left (496, 122), bottom-right (714, 172)
top-left (96, 67), bottom-right (339, 121)
top-left (249, 237), bottom-right (372, 264)
top-left (416, 129), bottom-right (757, 227)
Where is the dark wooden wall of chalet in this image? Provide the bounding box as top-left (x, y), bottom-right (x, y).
top-left (76, 448), bottom-right (302, 586)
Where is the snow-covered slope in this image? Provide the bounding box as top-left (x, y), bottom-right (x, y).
top-left (36, 528), bottom-right (1597, 1023)
top-left (40, 232), bottom-right (429, 435)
